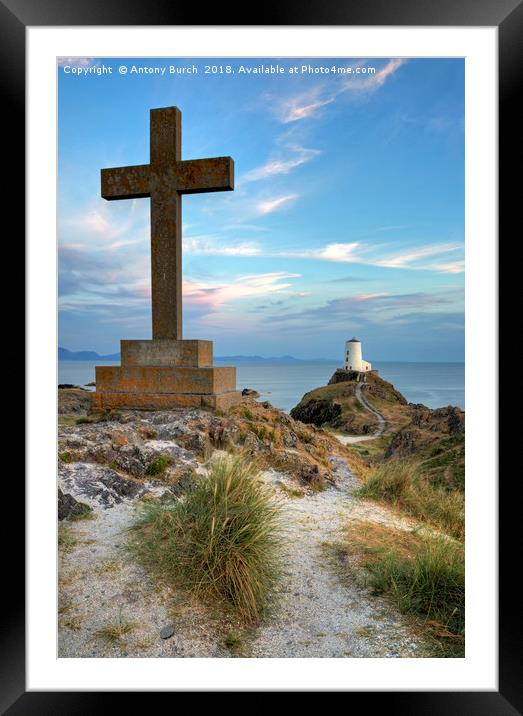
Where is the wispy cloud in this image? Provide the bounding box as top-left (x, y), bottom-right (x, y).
top-left (307, 243), bottom-right (361, 262)
top-left (81, 210), bottom-right (111, 234)
top-left (242, 145), bottom-right (321, 183)
top-left (255, 194), bottom-right (299, 215)
top-left (61, 199), bottom-right (147, 249)
top-left (374, 243), bottom-right (461, 269)
top-left (278, 59), bottom-right (406, 124)
top-left (425, 260), bottom-right (465, 274)
top-left (184, 272), bottom-right (301, 309)
top-left (280, 90), bottom-right (335, 123)
top-left (183, 236), bottom-right (262, 256)
top-left (265, 291), bottom-right (459, 328)
top-left (183, 237), bottom-right (463, 274)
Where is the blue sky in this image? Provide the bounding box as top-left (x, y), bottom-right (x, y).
top-left (58, 57), bottom-right (464, 361)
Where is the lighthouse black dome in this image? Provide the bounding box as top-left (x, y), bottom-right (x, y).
top-left (348, 337), bottom-right (360, 343)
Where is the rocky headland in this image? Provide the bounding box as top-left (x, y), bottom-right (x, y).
top-left (291, 369), bottom-right (464, 491)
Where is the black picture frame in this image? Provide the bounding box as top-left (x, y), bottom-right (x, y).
top-left (8, 0), bottom-right (514, 710)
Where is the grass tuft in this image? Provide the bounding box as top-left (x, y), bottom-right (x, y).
top-left (93, 612), bottom-right (138, 644)
top-left (345, 522), bottom-right (464, 656)
top-left (58, 523), bottom-right (77, 553)
top-left (277, 482), bottom-right (305, 498)
top-left (62, 613), bottom-right (84, 631)
top-left (129, 454), bottom-right (282, 623)
top-left (76, 409), bottom-right (122, 425)
top-left (357, 460), bottom-right (464, 540)
top-left (145, 454), bottom-right (174, 477)
top-left (221, 629), bottom-right (246, 656)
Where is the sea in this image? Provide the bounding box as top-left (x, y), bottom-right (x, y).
top-left (58, 361), bottom-right (465, 414)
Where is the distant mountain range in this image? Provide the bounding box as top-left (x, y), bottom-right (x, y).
top-left (58, 347), bottom-right (121, 361)
top-left (58, 347), bottom-right (337, 364)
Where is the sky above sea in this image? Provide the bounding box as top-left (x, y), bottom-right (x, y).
top-left (58, 57), bottom-right (464, 361)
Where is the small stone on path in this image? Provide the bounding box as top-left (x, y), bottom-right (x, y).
top-left (160, 626), bottom-right (175, 640)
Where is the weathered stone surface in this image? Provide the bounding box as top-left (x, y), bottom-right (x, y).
top-left (328, 369), bottom-right (362, 385)
top-left (59, 463), bottom-right (147, 508)
top-left (201, 391), bottom-right (243, 411)
top-left (58, 488), bottom-right (92, 521)
top-left (95, 366), bottom-right (236, 395)
top-left (121, 339), bottom-right (213, 368)
top-left (290, 399), bottom-right (342, 427)
top-left (58, 388), bottom-right (93, 415)
top-left (91, 390), bottom-right (242, 412)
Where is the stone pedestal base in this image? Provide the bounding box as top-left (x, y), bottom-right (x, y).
top-left (91, 339), bottom-right (242, 412)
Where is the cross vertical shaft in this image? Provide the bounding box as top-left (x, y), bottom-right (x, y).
top-left (150, 108), bottom-right (182, 339)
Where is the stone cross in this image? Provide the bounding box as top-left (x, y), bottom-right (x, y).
top-left (101, 107), bottom-right (234, 340)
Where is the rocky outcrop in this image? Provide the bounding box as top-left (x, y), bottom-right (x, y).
top-left (290, 398), bottom-right (342, 426)
top-left (328, 369), bottom-right (361, 385)
top-left (385, 405), bottom-right (464, 460)
top-left (408, 404), bottom-right (464, 436)
top-left (57, 397), bottom-right (350, 517)
top-left (58, 388), bottom-right (93, 414)
top-left (242, 388), bottom-right (260, 398)
top-left (58, 488), bottom-right (92, 521)
top-left (384, 404), bottom-right (465, 491)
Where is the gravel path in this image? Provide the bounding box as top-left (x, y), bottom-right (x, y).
top-left (250, 459), bottom-right (427, 658)
top-left (59, 455), bottom-right (429, 658)
top-left (334, 383), bottom-right (386, 445)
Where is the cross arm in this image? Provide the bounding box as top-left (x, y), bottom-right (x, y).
top-left (101, 164), bottom-right (151, 200)
top-left (176, 157), bottom-right (234, 194)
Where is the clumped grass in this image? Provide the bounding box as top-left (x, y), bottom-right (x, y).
top-left (58, 523), bottom-right (78, 553)
top-left (58, 414), bottom-right (78, 427)
top-left (145, 454), bottom-right (174, 477)
top-left (93, 612), bottom-right (138, 644)
top-left (76, 409), bottom-right (122, 425)
top-left (345, 522), bottom-right (464, 656)
top-left (357, 460), bottom-right (464, 540)
top-left (139, 426), bottom-right (158, 439)
top-left (62, 613), bottom-right (84, 631)
top-left (248, 423), bottom-right (268, 441)
top-left (129, 454), bottom-right (282, 623)
top-left (58, 594), bottom-right (74, 615)
top-left (309, 474), bottom-right (327, 492)
top-left (59, 451), bottom-right (73, 463)
top-left (67, 502), bottom-right (94, 521)
top-left (277, 482), bottom-right (305, 498)
top-left (94, 559), bottom-right (123, 576)
top-left (221, 629), bottom-right (245, 656)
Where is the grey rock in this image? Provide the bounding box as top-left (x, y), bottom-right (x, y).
top-left (242, 388), bottom-right (260, 398)
top-left (58, 488), bottom-right (92, 521)
top-left (160, 626), bottom-right (175, 640)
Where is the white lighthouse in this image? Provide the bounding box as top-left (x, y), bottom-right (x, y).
top-left (344, 337), bottom-right (372, 372)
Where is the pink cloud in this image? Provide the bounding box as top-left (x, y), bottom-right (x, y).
top-left (183, 272), bottom-right (300, 309)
